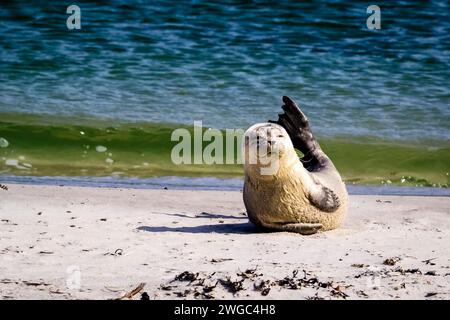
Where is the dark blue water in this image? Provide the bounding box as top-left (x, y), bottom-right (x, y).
top-left (1, 0), bottom-right (449, 140)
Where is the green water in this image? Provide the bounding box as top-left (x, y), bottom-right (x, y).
top-left (0, 113), bottom-right (448, 187)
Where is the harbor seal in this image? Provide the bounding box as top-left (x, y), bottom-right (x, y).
top-left (243, 96), bottom-right (348, 235)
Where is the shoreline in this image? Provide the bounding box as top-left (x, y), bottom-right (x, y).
top-left (1, 175), bottom-right (449, 196)
top-left (2, 114), bottom-right (449, 188)
top-left (0, 183), bottom-right (449, 299)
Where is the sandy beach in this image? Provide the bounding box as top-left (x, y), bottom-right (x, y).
top-left (0, 183), bottom-right (449, 300)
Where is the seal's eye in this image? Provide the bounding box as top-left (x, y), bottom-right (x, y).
top-left (278, 135), bottom-right (284, 138)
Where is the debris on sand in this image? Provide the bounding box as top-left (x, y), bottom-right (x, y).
top-left (237, 267), bottom-right (262, 279)
top-left (211, 258), bottom-right (234, 263)
top-left (253, 279), bottom-right (272, 296)
top-left (49, 289), bottom-right (65, 295)
top-left (1, 219), bottom-right (18, 226)
top-left (140, 292), bottom-right (150, 300)
top-left (399, 268), bottom-right (422, 275)
top-left (330, 285), bottom-right (349, 299)
top-left (38, 251), bottom-right (54, 255)
top-left (275, 269), bottom-right (349, 298)
top-left (118, 282), bottom-right (146, 300)
top-left (104, 248), bottom-right (123, 256)
top-left (193, 281), bottom-right (218, 300)
top-left (276, 274), bottom-right (300, 289)
top-left (168, 272), bottom-right (219, 299)
top-left (422, 258), bottom-right (437, 266)
top-left (393, 283), bottom-right (407, 291)
top-left (160, 268), bottom-right (350, 299)
top-left (356, 290), bottom-right (369, 298)
top-left (22, 280), bottom-right (51, 287)
top-left (383, 257), bottom-right (401, 266)
top-left (159, 284), bottom-right (177, 291)
top-left (425, 292), bottom-right (438, 298)
top-left (200, 281), bottom-right (218, 294)
top-left (219, 277), bottom-right (245, 294)
top-left (351, 263), bottom-right (368, 268)
top-left (0, 184), bottom-right (8, 191)
top-left (355, 265), bottom-right (423, 279)
top-left (261, 287), bottom-right (270, 296)
top-left (174, 290), bottom-right (190, 298)
top-left (306, 293), bottom-right (325, 300)
top-left (173, 271), bottom-right (199, 283)
top-left (0, 279), bottom-right (18, 285)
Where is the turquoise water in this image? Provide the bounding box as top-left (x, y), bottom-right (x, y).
top-left (0, 1), bottom-right (449, 190)
top-left (1, 1), bottom-right (449, 139)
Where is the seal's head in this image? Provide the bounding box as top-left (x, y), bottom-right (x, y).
top-left (243, 123), bottom-right (297, 180)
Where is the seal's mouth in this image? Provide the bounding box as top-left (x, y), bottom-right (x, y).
top-left (246, 134), bottom-right (287, 163)
top-left (256, 140), bottom-right (277, 156)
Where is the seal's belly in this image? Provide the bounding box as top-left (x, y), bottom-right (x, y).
top-left (243, 178), bottom-right (346, 230)
top-left (244, 179), bottom-right (315, 225)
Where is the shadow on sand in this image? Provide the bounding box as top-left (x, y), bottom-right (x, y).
top-left (137, 210), bottom-right (268, 234)
top-left (158, 212), bottom-right (248, 220)
top-left (137, 222), bottom-right (259, 234)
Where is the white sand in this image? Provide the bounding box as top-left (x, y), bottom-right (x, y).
top-left (0, 183), bottom-right (449, 300)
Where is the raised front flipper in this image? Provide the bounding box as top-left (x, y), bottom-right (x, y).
top-left (269, 96), bottom-right (330, 171)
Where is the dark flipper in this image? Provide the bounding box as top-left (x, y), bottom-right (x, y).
top-left (269, 96), bottom-right (329, 172)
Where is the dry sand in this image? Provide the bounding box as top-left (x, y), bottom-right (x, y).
top-left (0, 183), bottom-right (449, 300)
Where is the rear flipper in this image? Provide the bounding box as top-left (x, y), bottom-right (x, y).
top-left (262, 222), bottom-right (323, 235)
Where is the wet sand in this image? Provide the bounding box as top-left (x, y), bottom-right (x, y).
top-left (0, 184), bottom-right (449, 299)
